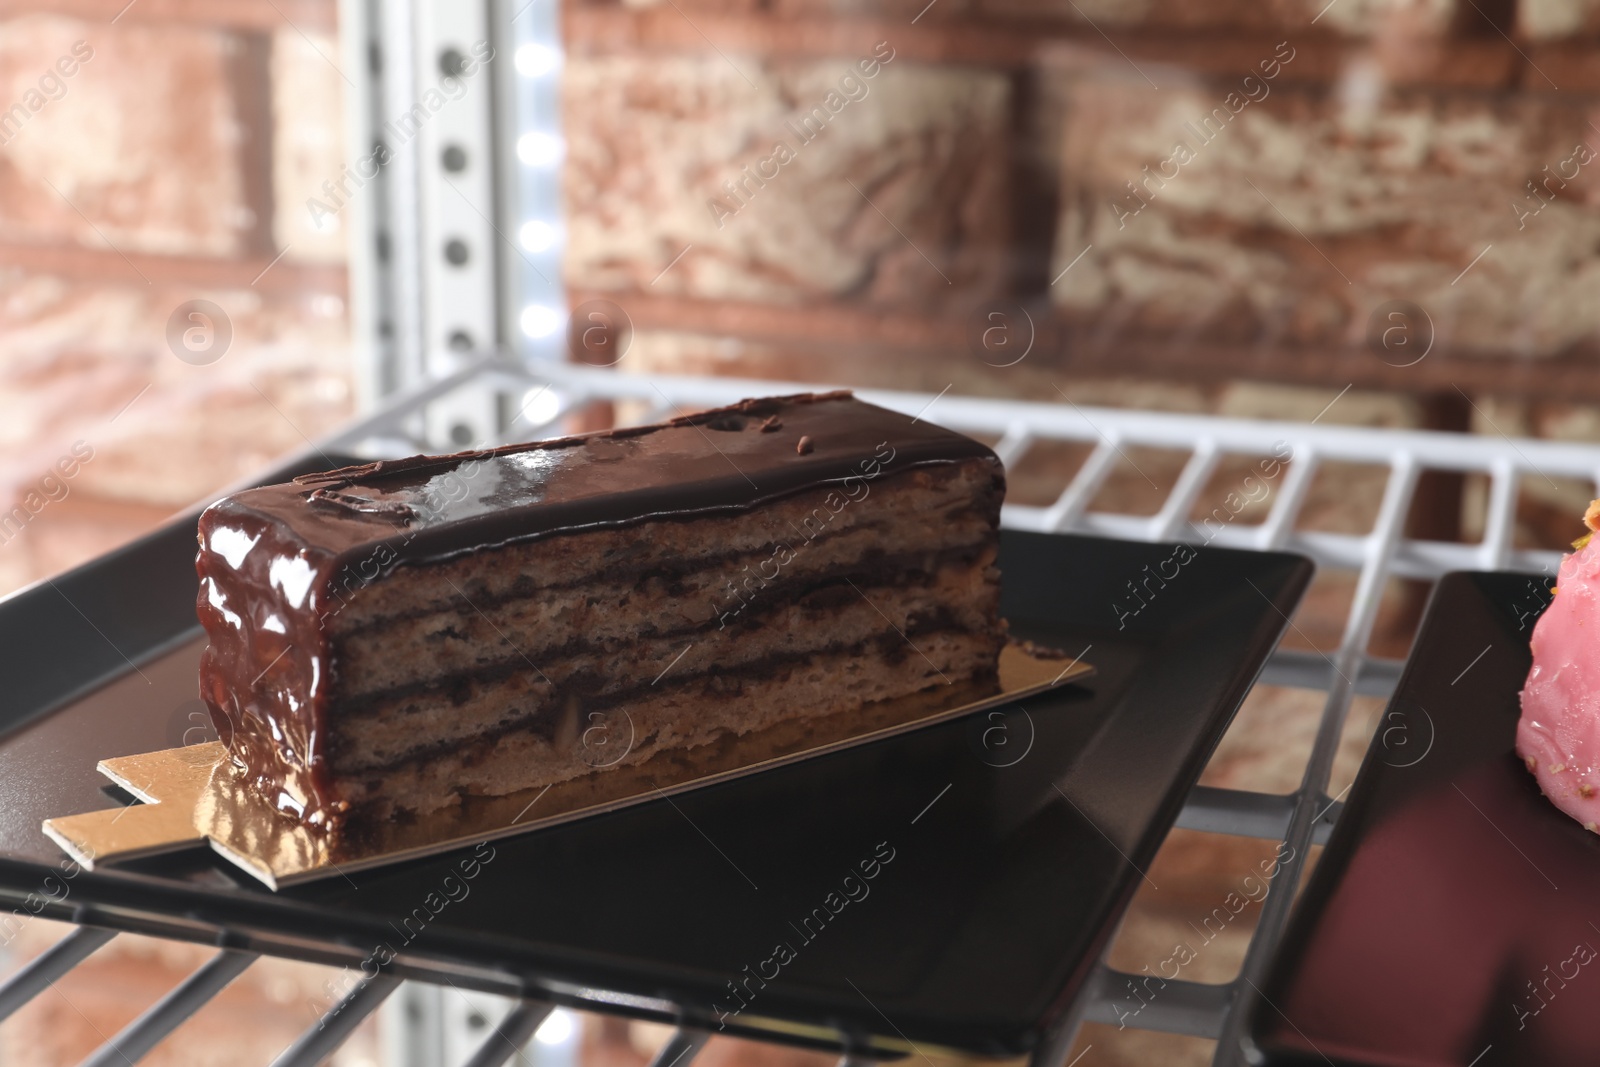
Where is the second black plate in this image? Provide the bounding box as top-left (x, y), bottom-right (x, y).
top-left (0, 528), bottom-right (1310, 1058)
top-left (1245, 570), bottom-right (1600, 1067)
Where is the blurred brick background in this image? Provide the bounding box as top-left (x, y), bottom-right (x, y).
top-left (0, 2), bottom-right (351, 604)
top-left (8, 0), bottom-right (1600, 624)
top-left (0, 3), bottom-right (359, 1062)
top-left (1, 0), bottom-right (1599, 1063)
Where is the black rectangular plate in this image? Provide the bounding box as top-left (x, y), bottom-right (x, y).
top-left (0, 519), bottom-right (1309, 1058)
top-left (1246, 570), bottom-right (1595, 1067)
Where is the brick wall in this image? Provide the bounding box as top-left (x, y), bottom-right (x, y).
top-left (9, 0), bottom-right (1599, 596)
top-left (565, 52), bottom-right (1010, 305)
top-left (562, 0), bottom-right (1600, 401)
top-left (0, 2), bottom-right (351, 600)
top-left (0, 6), bottom-right (359, 1057)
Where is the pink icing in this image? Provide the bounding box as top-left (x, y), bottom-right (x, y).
top-left (1519, 536), bottom-right (1600, 831)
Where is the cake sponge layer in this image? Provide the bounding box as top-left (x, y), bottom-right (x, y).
top-left (330, 552), bottom-right (998, 774)
top-left (337, 628), bottom-right (1000, 822)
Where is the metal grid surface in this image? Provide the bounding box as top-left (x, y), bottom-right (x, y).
top-left (7, 359), bottom-right (1593, 1067)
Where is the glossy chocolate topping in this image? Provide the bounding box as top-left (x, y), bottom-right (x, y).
top-left (195, 391), bottom-right (1002, 835)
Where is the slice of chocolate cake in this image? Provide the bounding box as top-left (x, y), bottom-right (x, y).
top-left (196, 391), bottom-right (1006, 841)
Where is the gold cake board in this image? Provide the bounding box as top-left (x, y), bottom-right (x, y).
top-left (44, 644), bottom-right (1092, 890)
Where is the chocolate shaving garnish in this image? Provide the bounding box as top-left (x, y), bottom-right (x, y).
top-left (796, 435), bottom-right (814, 455)
top-left (294, 460), bottom-right (390, 487)
top-left (759, 416), bottom-right (783, 433)
top-left (305, 487), bottom-right (416, 522)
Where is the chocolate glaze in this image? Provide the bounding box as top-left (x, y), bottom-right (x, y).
top-left (195, 391), bottom-right (1003, 838)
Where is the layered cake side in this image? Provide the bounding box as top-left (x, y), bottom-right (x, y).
top-left (196, 392), bottom-right (1007, 840)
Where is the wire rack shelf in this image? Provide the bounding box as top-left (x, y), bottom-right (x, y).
top-left (9, 357), bottom-right (1592, 1067)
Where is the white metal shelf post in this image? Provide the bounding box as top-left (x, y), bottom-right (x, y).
top-left (342, 0), bottom-right (546, 451)
top-left (414, 0), bottom-right (500, 448)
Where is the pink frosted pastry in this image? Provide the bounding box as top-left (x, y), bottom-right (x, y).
top-left (1518, 500), bottom-right (1600, 831)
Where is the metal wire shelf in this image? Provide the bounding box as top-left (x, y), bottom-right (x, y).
top-left (5, 357), bottom-right (1591, 1067)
